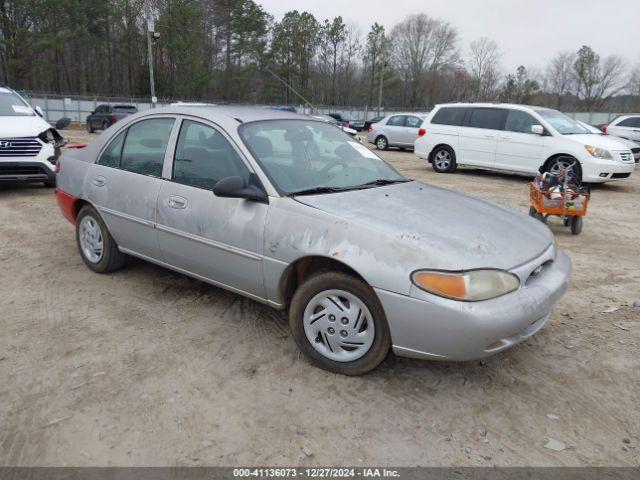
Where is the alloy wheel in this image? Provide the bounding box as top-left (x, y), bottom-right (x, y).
top-left (434, 149), bottom-right (452, 170)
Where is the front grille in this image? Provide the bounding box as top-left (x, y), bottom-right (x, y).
top-left (0, 137), bottom-right (42, 157)
top-left (617, 151), bottom-right (633, 163)
top-left (0, 164), bottom-right (47, 176)
top-left (611, 173), bottom-right (631, 179)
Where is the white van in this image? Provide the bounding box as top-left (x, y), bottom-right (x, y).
top-left (0, 86), bottom-right (64, 186)
top-left (414, 103), bottom-right (635, 183)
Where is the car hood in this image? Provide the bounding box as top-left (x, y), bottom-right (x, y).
top-left (0, 115), bottom-right (51, 137)
top-left (563, 133), bottom-right (632, 151)
top-left (294, 181), bottom-right (553, 271)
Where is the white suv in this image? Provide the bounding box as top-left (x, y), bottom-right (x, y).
top-left (604, 115), bottom-right (640, 143)
top-left (0, 86), bottom-right (65, 187)
top-left (415, 103), bottom-right (635, 183)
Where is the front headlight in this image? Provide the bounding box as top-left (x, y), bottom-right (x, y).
top-left (411, 269), bottom-right (520, 302)
top-left (585, 145), bottom-right (612, 159)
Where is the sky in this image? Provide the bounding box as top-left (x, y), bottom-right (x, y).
top-left (258, 0), bottom-right (638, 72)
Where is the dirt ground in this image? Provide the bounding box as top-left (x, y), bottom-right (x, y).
top-left (1, 127), bottom-right (639, 467)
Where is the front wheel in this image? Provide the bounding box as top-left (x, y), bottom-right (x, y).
top-left (431, 146), bottom-right (457, 173)
top-left (289, 271), bottom-right (391, 376)
top-left (76, 205), bottom-right (126, 273)
top-left (86, 121), bottom-right (95, 133)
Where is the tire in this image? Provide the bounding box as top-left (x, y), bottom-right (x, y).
top-left (76, 205), bottom-right (126, 273)
top-left (289, 271), bottom-right (391, 376)
top-left (563, 217), bottom-right (570, 227)
top-left (529, 206), bottom-right (537, 218)
top-left (431, 145), bottom-right (457, 173)
top-left (375, 136), bottom-right (388, 151)
top-left (570, 216), bottom-right (583, 235)
top-left (86, 121), bottom-right (94, 133)
top-left (101, 120), bottom-right (109, 131)
top-left (546, 156), bottom-right (582, 185)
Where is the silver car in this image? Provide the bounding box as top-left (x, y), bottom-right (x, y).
top-left (366, 113), bottom-right (428, 151)
top-left (55, 106), bottom-right (571, 375)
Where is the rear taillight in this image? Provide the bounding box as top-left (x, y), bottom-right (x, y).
top-left (602, 124), bottom-right (608, 134)
top-left (111, 114), bottom-right (116, 123)
top-left (54, 158), bottom-right (61, 173)
top-left (343, 121), bottom-right (349, 128)
top-left (418, 128), bottom-right (427, 137)
top-left (368, 125), bottom-right (373, 132)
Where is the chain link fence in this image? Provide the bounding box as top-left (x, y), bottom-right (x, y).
top-left (21, 91), bottom-right (629, 126)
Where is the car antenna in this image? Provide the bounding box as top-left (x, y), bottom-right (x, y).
top-left (265, 67), bottom-right (317, 114)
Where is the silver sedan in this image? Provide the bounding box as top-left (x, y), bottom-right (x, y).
top-left (55, 106), bottom-right (571, 375)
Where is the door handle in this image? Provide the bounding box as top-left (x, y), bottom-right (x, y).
top-left (92, 176), bottom-right (106, 187)
top-left (500, 135), bottom-right (513, 140)
top-left (484, 134), bottom-right (496, 138)
top-left (167, 196), bottom-right (187, 209)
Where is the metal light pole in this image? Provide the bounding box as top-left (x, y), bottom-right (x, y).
top-left (145, 6), bottom-right (157, 107)
top-left (377, 61), bottom-right (386, 116)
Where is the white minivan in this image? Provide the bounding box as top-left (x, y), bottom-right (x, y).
top-left (414, 103), bottom-right (635, 183)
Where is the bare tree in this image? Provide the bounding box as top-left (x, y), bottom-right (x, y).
top-left (546, 51), bottom-right (577, 109)
top-left (390, 13), bottom-right (458, 107)
top-left (574, 46), bottom-right (627, 111)
top-left (467, 37), bottom-right (501, 101)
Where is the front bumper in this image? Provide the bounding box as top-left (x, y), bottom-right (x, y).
top-left (581, 158), bottom-right (635, 182)
top-left (376, 250), bottom-right (572, 361)
top-left (0, 145), bottom-right (57, 184)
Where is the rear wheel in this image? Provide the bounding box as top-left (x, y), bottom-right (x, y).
top-left (86, 121), bottom-right (94, 133)
top-left (431, 146), bottom-right (457, 173)
top-left (289, 271), bottom-right (391, 376)
top-left (375, 136), bottom-right (388, 151)
top-left (76, 205), bottom-right (126, 273)
top-left (101, 120), bottom-right (109, 131)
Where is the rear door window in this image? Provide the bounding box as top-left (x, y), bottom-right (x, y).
top-left (504, 110), bottom-right (539, 134)
top-left (387, 115), bottom-right (406, 127)
top-left (431, 107), bottom-right (468, 126)
top-left (97, 130), bottom-right (126, 167)
top-left (120, 118), bottom-right (175, 177)
top-left (468, 108), bottom-right (506, 130)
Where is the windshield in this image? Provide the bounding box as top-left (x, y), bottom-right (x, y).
top-left (535, 109), bottom-right (589, 135)
top-left (0, 89), bottom-right (34, 117)
top-left (239, 120), bottom-right (406, 195)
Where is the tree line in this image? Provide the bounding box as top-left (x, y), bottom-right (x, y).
top-left (1, 0), bottom-right (639, 112)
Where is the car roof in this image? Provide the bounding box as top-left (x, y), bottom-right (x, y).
top-left (432, 102), bottom-right (546, 111)
top-left (140, 105), bottom-right (305, 123)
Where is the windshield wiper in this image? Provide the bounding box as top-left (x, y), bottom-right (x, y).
top-left (289, 186), bottom-right (347, 196)
top-left (350, 178), bottom-right (411, 189)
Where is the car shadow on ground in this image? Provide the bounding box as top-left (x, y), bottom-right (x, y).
top-left (123, 255), bottom-right (514, 384)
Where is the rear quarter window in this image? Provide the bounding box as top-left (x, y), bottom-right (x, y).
top-left (616, 117), bottom-right (640, 128)
top-left (431, 107), bottom-right (468, 126)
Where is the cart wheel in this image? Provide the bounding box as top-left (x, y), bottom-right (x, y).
top-left (563, 217), bottom-right (570, 227)
top-left (570, 216), bottom-right (583, 235)
top-left (538, 213), bottom-right (547, 224)
top-left (529, 207), bottom-right (537, 218)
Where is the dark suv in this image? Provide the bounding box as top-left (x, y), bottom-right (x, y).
top-left (86, 104), bottom-right (137, 133)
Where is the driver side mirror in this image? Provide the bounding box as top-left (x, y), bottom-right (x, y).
top-left (531, 125), bottom-right (544, 135)
top-left (213, 175), bottom-right (268, 203)
top-left (34, 106), bottom-right (45, 117)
